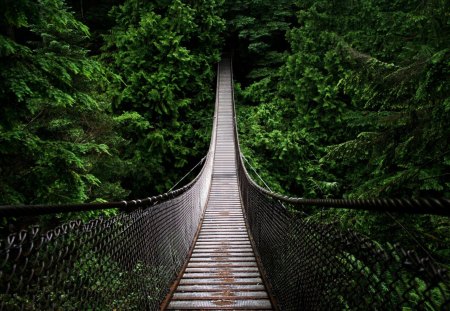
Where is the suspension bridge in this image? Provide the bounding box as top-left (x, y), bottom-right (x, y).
top-left (1, 59), bottom-right (449, 310)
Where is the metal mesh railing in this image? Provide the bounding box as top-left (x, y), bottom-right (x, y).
top-left (0, 155), bottom-right (215, 311)
top-left (2, 196), bottom-right (193, 310)
top-left (237, 165), bottom-right (450, 310)
top-left (1, 160), bottom-right (214, 310)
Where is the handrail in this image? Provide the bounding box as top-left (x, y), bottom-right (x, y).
top-left (241, 172), bottom-right (450, 216)
top-left (0, 184), bottom-right (194, 217)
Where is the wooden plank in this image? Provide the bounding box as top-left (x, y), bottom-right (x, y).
top-left (176, 284), bottom-right (266, 292)
top-left (190, 254), bottom-right (255, 259)
top-left (164, 59), bottom-right (273, 310)
top-left (179, 277), bottom-right (263, 285)
top-left (172, 291), bottom-right (269, 299)
top-left (189, 257), bottom-right (256, 262)
top-left (182, 272), bottom-right (261, 279)
top-left (187, 262), bottom-right (258, 268)
top-left (194, 242), bottom-right (251, 246)
top-left (185, 267), bottom-right (260, 273)
top-left (193, 250), bottom-right (254, 254)
top-left (167, 299), bottom-right (272, 309)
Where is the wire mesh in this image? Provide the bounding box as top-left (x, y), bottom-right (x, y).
top-left (0, 159), bottom-right (214, 311)
top-left (0, 97), bottom-right (217, 311)
top-left (238, 159), bottom-right (450, 310)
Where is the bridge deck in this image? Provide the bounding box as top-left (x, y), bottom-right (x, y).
top-left (166, 60), bottom-right (273, 310)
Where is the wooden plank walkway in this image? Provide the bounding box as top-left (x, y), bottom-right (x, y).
top-left (165, 60), bottom-right (273, 310)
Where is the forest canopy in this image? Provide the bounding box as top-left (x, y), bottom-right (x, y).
top-left (0, 0), bottom-right (449, 206)
top-left (0, 0), bottom-right (224, 205)
top-left (230, 0), bottom-right (450, 263)
top-left (234, 0), bottom-right (450, 201)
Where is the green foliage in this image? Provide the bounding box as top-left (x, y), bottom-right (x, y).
top-left (224, 0), bottom-right (294, 82)
top-left (314, 0), bottom-right (450, 199)
top-left (234, 0), bottom-right (450, 262)
top-left (236, 0), bottom-right (450, 199)
top-left (103, 0), bottom-right (225, 196)
top-left (0, 0), bottom-right (126, 205)
top-left (0, 0), bottom-right (225, 206)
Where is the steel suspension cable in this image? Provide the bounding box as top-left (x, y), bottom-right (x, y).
top-left (168, 155), bottom-right (207, 192)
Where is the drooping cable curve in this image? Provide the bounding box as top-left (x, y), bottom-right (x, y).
top-left (0, 157), bottom-right (210, 218)
top-left (0, 58), bottom-right (449, 310)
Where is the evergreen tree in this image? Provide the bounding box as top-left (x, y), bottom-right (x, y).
top-left (224, 0), bottom-right (295, 83)
top-left (0, 0), bottom-right (126, 204)
top-left (103, 0), bottom-right (225, 196)
top-left (236, 0), bottom-right (450, 199)
top-left (234, 0), bottom-right (450, 259)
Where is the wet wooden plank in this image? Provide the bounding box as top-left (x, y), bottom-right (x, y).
top-left (176, 284), bottom-right (266, 292)
top-left (191, 252), bottom-right (255, 258)
top-left (189, 259), bottom-right (257, 264)
top-left (182, 272), bottom-right (261, 279)
top-left (193, 248), bottom-right (254, 253)
top-left (187, 262), bottom-right (258, 268)
top-left (168, 299), bottom-right (272, 309)
top-left (179, 278), bottom-right (263, 285)
top-left (172, 291), bottom-right (269, 299)
top-left (185, 267), bottom-right (260, 273)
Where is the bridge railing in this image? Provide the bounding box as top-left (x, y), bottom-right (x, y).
top-left (229, 58), bottom-right (450, 310)
top-left (0, 67), bottom-right (220, 311)
top-left (0, 161), bottom-right (213, 311)
top-left (237, 166), bottom-right (450, 310)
